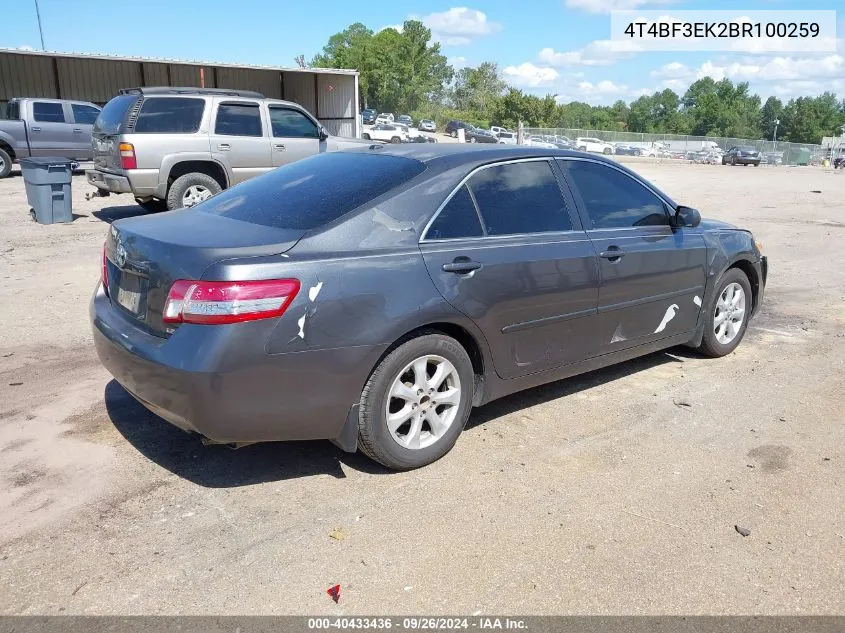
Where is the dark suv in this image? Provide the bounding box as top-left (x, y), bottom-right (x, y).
top-left (361, 109), bottom-right (376, 125)
top-left (445, 120), bottom-right (472, 138)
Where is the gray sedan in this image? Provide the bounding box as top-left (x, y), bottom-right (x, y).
top-left (92, 145), bottom-right (767, 470)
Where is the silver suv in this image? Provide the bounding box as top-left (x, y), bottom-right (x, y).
top-left (87, 87), bottom-right (366, 211)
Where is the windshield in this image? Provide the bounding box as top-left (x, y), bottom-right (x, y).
top-left (199, 152), bottom-right (426, 230)
top-left (93, 93), bottom-right (137, 135)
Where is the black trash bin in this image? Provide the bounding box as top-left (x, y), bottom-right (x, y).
top-left (20, 157), bottom-right (74, 224)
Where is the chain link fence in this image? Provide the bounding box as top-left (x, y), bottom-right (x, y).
top-left (520, 127), bottom-right (828, 166)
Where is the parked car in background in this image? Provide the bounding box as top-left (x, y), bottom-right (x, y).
top-left (497, 131), bottom-right (517, 145)
top-left (361, 123), bottom-right (407, 144)
top-left (691, 150), bottom-right (721, 164)
top-left (723, 146), bottom-right (761, 166)
top-left (86, 87), bottom-right (365, 211)
top-left (465, 126), bottom-right (498, 144)
top-left (576, 137), bottom-right (614, 155)
top-left (524, 136), bottom-right (557, 149)
top-left (614, 143), bottom-right (638, 156)
top-left (92, 146), bottom-right (767, 470)
top-left (490, 126), bottom-right (511, 137)
top-left (0, 97), bottom-right (101, 178)
top-left (361, 109), bottom-right (377, 125)
top-left (419, 119), bottom-right (436, 133)
top-left (375, 113), bottom-right (394, 125)
top-left (762, 152), bottom-right (784, 166)
top-left (445, 120), bottom-right (472, 138)
top-left (397, 115), bottom-right (413, 126)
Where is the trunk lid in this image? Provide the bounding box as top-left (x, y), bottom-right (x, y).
top-left (105, 210), bottom-right (305, 336)
top-left (92, 93), bottom-right (139, 172)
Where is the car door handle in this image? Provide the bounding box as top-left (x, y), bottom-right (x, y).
top-left (73, 128), bottom-right (83, 133)
top-left (273, 144), bottom-right (286, 151)
top-left (31, 126), bottom-right (41, 132)
top-left (442, 258), bottom-right (482, 274)
top-left (218, 143), bottom-right (230, 151)
top-left (599, 247), bottom-right (625, 261)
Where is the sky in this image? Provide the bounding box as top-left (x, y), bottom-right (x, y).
top-left (1, 0), bottom-right (842, 106)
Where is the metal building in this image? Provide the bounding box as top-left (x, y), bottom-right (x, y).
top-left (0, 49), bottom-right (360, 137)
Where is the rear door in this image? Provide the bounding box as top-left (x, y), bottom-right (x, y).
top-left (209, 99), bottom-right (271, 184)
top-left (69, 102), bottom-right (101, 160)
top-left (267, 105), bottom-right (324, 167)
top-left (28, 101), bottom-right (75, 157)
top-left (420, 158), bottom-right (602, 380)
top-left (557, 158), bottom-right (706, 352)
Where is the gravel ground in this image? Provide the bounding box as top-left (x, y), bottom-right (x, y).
top-left (0, 160), bottom-right (843, 615)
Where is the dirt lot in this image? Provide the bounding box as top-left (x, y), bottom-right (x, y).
top-left (0, 160), bottom-right (843, 615)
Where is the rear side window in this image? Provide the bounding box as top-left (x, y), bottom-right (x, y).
top-left (559, 160), bottom-right (669, 229)
top-left (269, 107), bottom-right (318, 138)
top-left (215, 103), bottom-right (262, 137)
top-left (199, 152), bottom-right (426, 230)
top-left (71, 104), bottom-right (100, 125)
top-left (94, 94), bottom-right (137, 135)
top-left (467, 161), bottom-right (572, 236)
top-left (33, 102), bottom-right (65, 123)
top-left (426, 185), bottom-right (483, 240)
top-left (134, 98), bottom-right (204, 134)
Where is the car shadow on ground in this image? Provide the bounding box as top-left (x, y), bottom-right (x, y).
top-left (105, 347), bottom-right (693, 487)
top-left (92, 204), bottom-right (149, 224)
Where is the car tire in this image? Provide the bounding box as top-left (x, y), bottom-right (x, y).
top-left (754, 161), bottom-right (760, 167)
top-left (469, 137), bottom-right (477, 143)
top-left (603, 147), bottom-right (612, 155)
top-left (358, 332), bottom-right (474, 470)
top-left (451, 130), bottom-right (458, 138)
top-left (0, 147), bottom-right (12, 178)
top-left (362, 133), bottom-right (371, 140)
top-left (166, 172), bottom-right (222, 210)
top-left (135, 198), bottom-right (168, 213)
top-left (697, 268), bottom-right (753, 358)
top-left (390, 136), bottom-right (401, 144)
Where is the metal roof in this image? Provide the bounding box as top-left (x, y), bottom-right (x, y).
top-left (0, 48), bottom-right (359, 76)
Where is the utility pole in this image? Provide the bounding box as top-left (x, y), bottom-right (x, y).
top-left (34, 0), bottom-right (46, 50)
top-left (773, 118), bottom-right (780, 149)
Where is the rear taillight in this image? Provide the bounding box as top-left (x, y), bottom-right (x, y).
top-left (119, 142), bottom-right (137, 170)
top-left (162, 279), bottom-right (300, 325)
top-left (101, 241), bottom-right (109, 295)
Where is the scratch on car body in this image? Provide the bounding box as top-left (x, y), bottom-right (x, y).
top-left (693, 295), bottom-right (702, 307)
top-left (610, 324), bottom-right (626, 343)
top-left (308, 281), bottom-right (323, 302)
top-left (655, 304), bottom-right (679, 333)
top-left (297, 313), bottom-right (307, 339)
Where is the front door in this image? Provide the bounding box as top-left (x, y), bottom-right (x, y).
top-left (28, 101), bottom-right (76, 157)
top-left (209, 99), bottom-right (272, 185)
top-left (557, 158), bottom-right (707, 352)
top-left (420, 158), bottom-right (602, 380)
top-left (267, 105), bottom-right (324, 167)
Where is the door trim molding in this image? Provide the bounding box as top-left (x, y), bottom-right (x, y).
top-left (597, 285), bottom-right (705, 314)
top-left (502, 307), bottom-right (598, 334)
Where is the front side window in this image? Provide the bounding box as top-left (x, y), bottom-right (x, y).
top-left (134, 98), bottom-right (204, 134)
top-left (426, 185), bottom-right (483, 240)
top-left (466, 161), bottom-right (572, 236)
top-left (559, 160), bottom-right (669, 229)
top-left (269, 107), bottom-right (318, 139)
top-left (71, 104), bottom-right (101, 125)
top-left (33, 102), bottom-right (65, 123)
top-left (215, 103), bottom-right (263, 137)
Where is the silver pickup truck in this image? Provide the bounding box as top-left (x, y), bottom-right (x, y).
top-left (0, 98), bottom-right (102, 178)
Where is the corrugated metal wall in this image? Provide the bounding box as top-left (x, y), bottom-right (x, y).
top-left (217, 68), bottom-right (282, 99)
top-left (281, 72), bottom-right (316, 115)
top-left (0, 51), bottom-right (358, 134)
top-left (56, 57), bottom-right (142, 102)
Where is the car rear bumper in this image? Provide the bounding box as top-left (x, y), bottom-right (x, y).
top-left (733, 157), bottom-right (760, 164)
top-left (87, 169), bottom-right (133, 194)
top-left (90, 282), bottom-right (383, 444)
top-left (87, 168), bottom-right (161, 197)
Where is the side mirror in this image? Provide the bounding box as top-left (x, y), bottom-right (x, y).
top-left (675, 205), bottom-right (701, 228)
top-left (318, 126), bottom-right (329, 141)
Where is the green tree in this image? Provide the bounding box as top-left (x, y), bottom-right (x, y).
top-left (760, 96), bottom-right (783, 141)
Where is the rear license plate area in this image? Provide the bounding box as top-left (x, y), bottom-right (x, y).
top-left (116, 271), bottom-right (148, 317)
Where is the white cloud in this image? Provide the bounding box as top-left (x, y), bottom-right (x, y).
top-left (539, 39), bottom-right (640, 67)
top-left (649, 61), bottom-right (692, 78)
top-left (564, 0), bottom-right (675, 14)
top-left (696, 54), bottom-right (844, 82)
top-left (415, 7), bottom-right (501, 46)
top-left (502, 63), bottom-right (560, 87)
top-left (577, 79), bottom-right (629, 95)
top-left (449, 56), bottom-right (468, 68)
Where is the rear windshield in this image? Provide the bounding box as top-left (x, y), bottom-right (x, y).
top-left (198, 152), bottom-right (426, 230)
top-left (94, 94), bottom-right (137, 135)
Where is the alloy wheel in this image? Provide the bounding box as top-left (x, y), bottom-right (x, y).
top-left (182, 184), bottom-right (212, 207)
top-left (385, 355), bottom-right (462, 450)
top-left (714, 282), bottom-right (746, 344)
